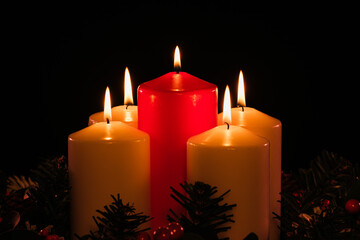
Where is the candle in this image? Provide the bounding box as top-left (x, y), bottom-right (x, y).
top-left (187, 86), bottom-right (270, 239)
top-left (89, 67), bottom-right (138, 128)
top-left (138, 46), bottom-right (218, 228)
top-left (218, 71), bottom-right (282, 240)
top-left (68, 87), bottom-right (150, 236)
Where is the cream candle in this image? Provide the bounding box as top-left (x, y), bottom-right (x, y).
top-left (218, 71), bottom-right (282, 240)
top-left (68, 87), bottom-right (150, 237)
top-left (187, 86), bottom-right (270, 239)
top-left (89, 67), bottom-right (138, 128)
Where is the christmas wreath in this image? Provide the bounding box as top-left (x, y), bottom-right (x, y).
top-left (0, 151), bottom-right (359, 239)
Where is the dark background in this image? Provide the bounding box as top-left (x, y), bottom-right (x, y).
top-left (4, 2), bottom-right (358, 174)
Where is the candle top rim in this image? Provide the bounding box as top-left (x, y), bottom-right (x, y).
top-left (188, 125), bottom-right (269, 147)
top-left (69, 121), bottom-right (148, 142)
top-left (90, 105), bottom-right (138, 115)
top-left (88, 106), bottom-right (138, 125)
top-left (218, 107), bottom-right (281, 127)
top-left (139, 72), bottom-right (217, 93)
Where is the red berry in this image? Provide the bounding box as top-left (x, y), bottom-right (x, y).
top-left (136, 231), bottom-right (151, 240)
top-left (39, 228), bottom-right (49, 236)
top-left (345, 199), bottom-right (360, 215)
top-left (46, 234), bottom-right (60, 240)
top-left (153, 226), bottom-right (173, 240)
top-left (168, 222), bottom-right (184, 240)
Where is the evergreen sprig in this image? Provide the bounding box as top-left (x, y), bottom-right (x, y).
top-left (29, 156), bottom-right (70, 238)
top-left (276, 150), bottom-right (360, 239)
top-left (0, 156), bottom-right (70, 239)
top-left (76, 194), bottom-right (151, 240)
top-left (168, 181), bottom-right (237, 240)
top-left (1, 151), bottom-right (359, 240)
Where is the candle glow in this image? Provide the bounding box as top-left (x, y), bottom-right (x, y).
top-left (104, 86), bottom-right (112, 122)
top-left (124, 67), bottom-right (134, 105)
top-left (174, 46), bottom-right (181, 70)
top-left (237, 70), bottom-right (246, 107)
top-left (88, 71), bottom-right (138, 127)
top-left (223, 85), bottom-right (232, 124)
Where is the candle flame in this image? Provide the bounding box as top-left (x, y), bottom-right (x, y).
top-left (174, 46), bottom-right (181, 71)
top-left (237, 70), bottom-right (246, 107)
top-left (104, 86), bottom-right (112, 122)
top-left (124, 67), bottom-right (134, 105)
top-left (223, 85), bottom-right (232, 124)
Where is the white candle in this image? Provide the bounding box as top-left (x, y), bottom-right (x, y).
top-left (68, 87), bottom-right (150, 237)
top-left (187, 86), bottom-right (270, 239)
top-left (218, 71), bottom-right (282, 240)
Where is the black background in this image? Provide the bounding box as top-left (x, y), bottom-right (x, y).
top-left (3, 2), bottom-right (358, 174)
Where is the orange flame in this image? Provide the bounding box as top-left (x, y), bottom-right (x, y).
top-left (223, 85), bottom-right (232, 124)
top-left (174, 46), bottom-right (181, 70)
top-left (237, 70), bottom-right (246, 107)
top-left (124, 67), bottom-right (134, 105)
top-left (104, 86), bottom-right (112, 122)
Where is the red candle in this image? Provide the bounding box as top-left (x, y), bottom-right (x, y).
top-left (138, 46), bottom-right (217, 228)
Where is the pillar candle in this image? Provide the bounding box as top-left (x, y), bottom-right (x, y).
top-left (68, 87), bottom-right (150, 237)
top-left (89, 67), bottom-right (138, 128)
top-left (218, 71), bottom-right (282, 240)
top-left (187, 86), bottom-right (270, 239)
top-left (137, 46), bottom-right (218, 229)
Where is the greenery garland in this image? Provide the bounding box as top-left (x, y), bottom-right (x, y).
top-left (168, 181), bottom-right (237, 240)
top-left (0, 151), bottom-right (359, 239)
top-left (277, 151), bottom-right (360, 239)
top-left (75, 194), bottom-right (152, 240)
top-left (0, 156), bottom-right (70, 240)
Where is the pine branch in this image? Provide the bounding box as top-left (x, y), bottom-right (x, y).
top-left (168, 181), bottom-right (236, 240)
top-left (77, 194), bottom-right (151, 240)
top-left (277, 150), bottom-right (360, 239)
top-left (29, 156), bottom-right (70, 239)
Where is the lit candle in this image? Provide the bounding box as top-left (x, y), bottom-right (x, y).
top-left (218, 71), bottom-right (282, 240)
top-left (68, 87), bottom-right (150, 236)
top-left (187, 86), bottom-right (270, 239)
top-left (138, 46), bottom-right (218, 229)
top-left (89, 67), bottom-right (138, 128)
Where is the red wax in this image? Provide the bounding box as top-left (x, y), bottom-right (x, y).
top-left (138, 72), bottom-right (217, 228)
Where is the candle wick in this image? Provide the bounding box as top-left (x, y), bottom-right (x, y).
top-left (106, 118), bottom-right (110, 124)
top-left (174, 66), bottom-right (181, 74)
top-left (224, 122), bottom-right (230, 130)
top-left (237, 104), bottom-right (245, 112)
top-left (126, 104), bottom-right (129, 109)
